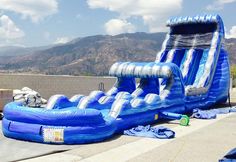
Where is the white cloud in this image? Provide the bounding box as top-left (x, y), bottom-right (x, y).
top-left (0, 15), bottom-right (24, 41)
top-left (105, 19), bottom-right (136, 35)
top-left (226, 26), bottom-right (236, 39)
top-left (0, 0), bottom-right (58, 23)
top-left (54, 37), bottom-right (71, 44)
top-left (206, 0), bottom-right (236, 10)
top-left (87, 0), bottom-right (183, 32)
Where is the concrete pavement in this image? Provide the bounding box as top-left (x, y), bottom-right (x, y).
top-left (20, 112), bottom-right (236, 162)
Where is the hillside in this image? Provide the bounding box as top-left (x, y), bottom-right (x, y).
top-left (0, 32), bottom-right (235, 75)
top-left (0, 45), bottom-right (54, 57)
top-left (225, 38), bottom-right (236, 65)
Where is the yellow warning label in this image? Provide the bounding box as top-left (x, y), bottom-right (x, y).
top-left (154, 114), bottom-right (159, 120)
top-left (43, 128), bottom-right (64, 143)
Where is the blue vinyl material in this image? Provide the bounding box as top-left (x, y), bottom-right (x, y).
top-left (123, 125), bottom-right (175, 139)
top-left (2, 14), bottom-right (230, 144)
top-left (192, 107), bottom-right (236, 119)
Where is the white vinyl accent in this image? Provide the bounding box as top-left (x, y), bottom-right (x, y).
top-left (159, 35), bottom-right (180, 92)
top-left (144, 93), bottom-right (160, 104)
top-left (109, 62), bottom-right (120, 76)
top-left (182, 49), bottom-right (194, 78)
top-left (78, 97), bottom-right (90, 109)
top-left (111, 62), bottom-right (173, 79)
top-left (109, 99), bottom-right (127, 118)
top-left (116, 62), bottom-right (130, 77)
top-left (130, 98), bottom-right (144, 108)
top-left (197, 31), bottom-right (219, 87)
top-left (134, 65), bottom-right (144, 77)
top-left (182, 36), bottom-right (197, 78)
top-left (165, 49), bottom-right (175, 63)
top-left (125, 63), bottom-right (136, 75)
top-left (156, 34), bottom-right (170, 62)
top-left (46, 95), bottom-right (64, 109)
top-left (166, 14), bottom-right (219, 27)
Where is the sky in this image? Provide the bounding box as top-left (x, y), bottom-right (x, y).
top-left (0, 0), bottom-right (235, 47)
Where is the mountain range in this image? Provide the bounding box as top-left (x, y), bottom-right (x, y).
top-left (0, 32), bottom-right (235, 76)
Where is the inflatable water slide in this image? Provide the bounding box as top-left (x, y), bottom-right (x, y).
top-left (2, 14), bottom-right (230, 144)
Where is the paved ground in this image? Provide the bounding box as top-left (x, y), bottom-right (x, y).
top-left (230, 88), bottom-right (236, 103)
top-left (18, 113), bottom-right (236, 162)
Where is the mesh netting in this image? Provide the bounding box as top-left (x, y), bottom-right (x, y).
top-left (165, 32), bottom-right (217, 49)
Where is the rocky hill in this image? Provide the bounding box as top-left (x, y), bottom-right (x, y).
top-left (225, 38), bottom-right (236, 65)
top-left (0, 32), bottom-right (235, 76)
top-left (0, 45), bottom-right (53, 57)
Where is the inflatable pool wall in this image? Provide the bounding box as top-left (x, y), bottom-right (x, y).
top-left (2, 14), bottom-right (230, 144)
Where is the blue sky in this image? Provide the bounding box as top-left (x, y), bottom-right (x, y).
top-left (0, 0), bottom-right (235, 47)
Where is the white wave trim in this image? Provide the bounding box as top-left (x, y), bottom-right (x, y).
top-left (156, 34), bottom-right (170, 62)
top-left (197, 31), bottom-right (219, 87)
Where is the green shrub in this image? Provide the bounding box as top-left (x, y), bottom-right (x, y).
top-left (231, 65), bottom-right (236, 79)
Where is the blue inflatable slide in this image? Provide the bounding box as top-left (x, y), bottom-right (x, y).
top-left (2, 14), bottom-right (230, 144)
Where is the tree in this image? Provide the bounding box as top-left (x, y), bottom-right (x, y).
top-left (231, 65), bottom-right (236, 79)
